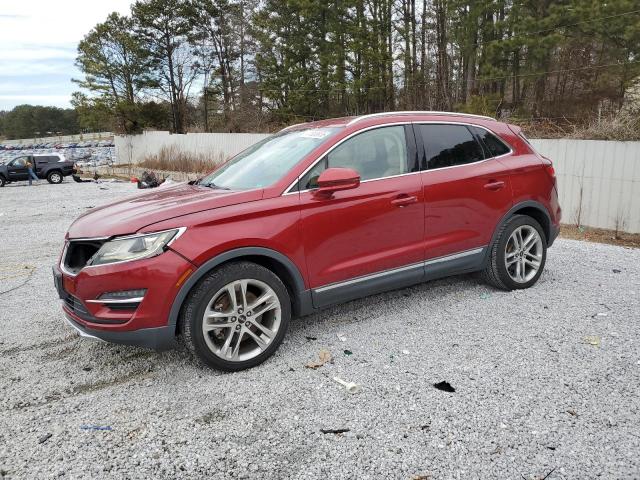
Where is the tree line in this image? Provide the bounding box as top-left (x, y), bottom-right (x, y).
top-left (70, 0), bottom-right (640, 135)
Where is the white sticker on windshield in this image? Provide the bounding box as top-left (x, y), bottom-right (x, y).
top-left (298, 129), bottom-right (331, 139)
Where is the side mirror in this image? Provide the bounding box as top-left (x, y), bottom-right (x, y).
top-left (314, 168), bottom-right (360, 196)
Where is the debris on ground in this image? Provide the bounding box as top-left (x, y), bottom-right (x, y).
top-left (584, 336), bottom-right (601, 347)
top-left (402, 349), bottom-right (410, 355)
top-left (305, 336), bottom-right (317, 341)
top-left (567, 409), bottom-right (578, 417)
top-left (136, 171), bottom-right (162, 189)
top-left (320, 428), bottom-right (350, 435)
top-left (37, 433), bottom-right (52, 444)
top-left (80, 425), bottom-right (112, 431)
top-left (613, 269), bottom-right (621, 273)
top-left (337, 333), bottom-right (347, 342)
top-left (480, 292), bottom-right (491, 300)
top-left (333, 376), bottom-right (361, 394)
top-left (343, 350), bottom-right (353, 356)
top-left (433, 381), bottom-right (456, 393)
top-left (305, 349), bottom-right (332, 369)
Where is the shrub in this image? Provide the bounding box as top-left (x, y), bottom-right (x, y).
top-left (138, 145), bottom-right (227, 174)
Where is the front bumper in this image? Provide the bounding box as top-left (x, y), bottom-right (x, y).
top-left (53, 248), bottom-right (194, 349)
top-left (548, 223), bottom-right (560, 247)
top-left (63, 312), bottom-right (175, 350)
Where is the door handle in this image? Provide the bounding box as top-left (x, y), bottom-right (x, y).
top-left (391, 194), bottom-right (418, 207)
top-left (484, 180), bottom-right (505, 191)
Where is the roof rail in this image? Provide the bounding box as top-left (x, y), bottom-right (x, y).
top-left (279, 121), bottom-right (309, 133)
top-left (346, 111), bottom-right (495, 125)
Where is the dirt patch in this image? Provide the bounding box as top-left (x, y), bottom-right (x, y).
top-left (560, 224), bottom-right (640, 248)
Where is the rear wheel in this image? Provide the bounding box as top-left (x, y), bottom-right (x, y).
top-left (47, 171), bottom-right (63, 184)
top-left (180, 262), bottom-right (291, 371)
top-left (481, 215), bottom-right (547, 290)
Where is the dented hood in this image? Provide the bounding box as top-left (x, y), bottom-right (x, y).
top-left (67, 183), bottom-right (263, 239)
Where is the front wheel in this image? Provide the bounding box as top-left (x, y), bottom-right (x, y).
top-left (180, 262), bottom-right (291, 371)
top-left (47, 171), bottom-right (63, 184)
top-left (0, 176), bottom-right (5, 187)
top-left (481, 215), bottom-right (547, 290)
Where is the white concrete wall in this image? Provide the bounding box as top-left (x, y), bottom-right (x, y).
top-left (114, 131), bottom-right (270, 165)
top-left (114, 131), bottom-right (640, 233)
top-left (530, 139), bottom-right (640, 233)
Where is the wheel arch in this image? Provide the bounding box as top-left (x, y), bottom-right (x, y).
top-left (169, 247), bottom-right (312, 334)
top-left (485, 201), bottom-right (552, 266)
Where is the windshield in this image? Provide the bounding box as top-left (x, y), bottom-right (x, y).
top-left (199, 127), bottom-right (341, 190)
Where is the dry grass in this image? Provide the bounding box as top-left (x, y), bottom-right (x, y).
top-left (138, 145), bottom-right (227, 174)
top-left (519, 110), bottom-right (640, 141)
top-left (560, 224), bottom-right (640, 248)
top-left (569, 111), bottom-right (640, 141)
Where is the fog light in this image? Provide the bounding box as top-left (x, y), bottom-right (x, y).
top-left (98, 289), bottom-right (147, 301)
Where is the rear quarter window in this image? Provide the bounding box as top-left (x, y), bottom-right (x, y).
top-left (469, 126), bottom-right (511, 157)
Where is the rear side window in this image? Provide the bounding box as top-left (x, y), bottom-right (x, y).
top-left (35, 156), bottom-right (56, 163)
top-left (418, 124), bottom-right (484, 170)
top-left (469, 126), bottom-right (511, 157)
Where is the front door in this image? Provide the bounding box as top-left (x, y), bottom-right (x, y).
top-left (7, 156), bottom-right (29, 181)
top-left (296, 125), bottom-right (425, 308)
top-left (416, 123), bottom-right (513, 260)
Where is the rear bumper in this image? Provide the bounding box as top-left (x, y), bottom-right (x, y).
top-left (548, 223), bottom-right (560, 247)
top-left (63, 312), bottom-right (176, 350)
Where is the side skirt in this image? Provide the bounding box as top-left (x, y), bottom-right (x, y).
top-left (311, 247), bottom-right (486, 309)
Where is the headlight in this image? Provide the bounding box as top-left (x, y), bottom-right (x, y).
top-left (88, 228), bottom-right (184, 266)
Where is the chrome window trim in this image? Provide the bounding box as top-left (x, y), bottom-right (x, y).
top-left (282, 121), bottom-right (413, 195)
top-left (313, 247), bottom-right (485, 293)
top-left (282, 120), bottom-right (513, 195)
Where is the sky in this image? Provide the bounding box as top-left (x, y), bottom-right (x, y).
top-left (0, 0), bottom-right (134, 111)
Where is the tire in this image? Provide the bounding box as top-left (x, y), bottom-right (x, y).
top-left (47, 171), bottom-right (63, 184)
top-left (481, 214), bottom-right (547, 290)
top-left (0, 176), bottom-right (5, 187)
top-left (180, 261), bottom-right (291, 371)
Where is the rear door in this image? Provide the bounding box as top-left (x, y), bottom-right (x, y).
top-left (417, 123), bottom-right (513, 261)
top-left (296, 124), bottom-right (425, 307)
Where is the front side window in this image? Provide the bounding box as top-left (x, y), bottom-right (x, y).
top-left (418, 124), bottom-right (484, 170)
top-left (299, 126), bottom-right (409, 190)
top-left (199, 127), bottom-right (341, 190)
top-left (10, 157), bottom-right (27, 167)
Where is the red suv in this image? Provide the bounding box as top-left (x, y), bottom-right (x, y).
top-left (54, 112), bottom-right (561, 370)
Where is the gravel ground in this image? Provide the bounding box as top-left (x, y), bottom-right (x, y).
top-left (1, 180), bottom-right (639, 480)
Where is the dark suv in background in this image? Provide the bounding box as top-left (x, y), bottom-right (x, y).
top-left (0, 154), bottom-right (76, 187)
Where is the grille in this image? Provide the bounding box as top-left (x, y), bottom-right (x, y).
top-left (63, 240), bottom-right (106, 275)
top-left (63, 292), bottom-right (92, 321)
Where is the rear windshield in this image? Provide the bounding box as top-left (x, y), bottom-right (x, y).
top-left (198, 127), bottom-right (342, 190)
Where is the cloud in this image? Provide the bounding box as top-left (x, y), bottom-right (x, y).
top-left (0, 0), bottom-right (133, 109)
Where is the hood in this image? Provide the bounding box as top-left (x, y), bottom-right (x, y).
top-left (67, 183), bottom-right (264, 238)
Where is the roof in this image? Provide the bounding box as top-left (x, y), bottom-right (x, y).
top-left (280, 111), bottom-right (496, 133)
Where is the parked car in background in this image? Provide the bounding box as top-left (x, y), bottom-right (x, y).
top-left (0, 153), bottom-right (75, 186)
top-left (54, 111), bottom-right (561, 371)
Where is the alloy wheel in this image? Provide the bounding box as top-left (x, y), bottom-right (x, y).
top-left (201, 279), bottom-right (282, 362)
top-left (504, 225), bottom-right (543, 283)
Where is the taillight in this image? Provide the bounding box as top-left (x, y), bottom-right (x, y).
top-left (546, 164), bottom-right (556, 178)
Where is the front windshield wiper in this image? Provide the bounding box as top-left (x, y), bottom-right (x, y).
top-left (202, 181), bottom-right (231, 190)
